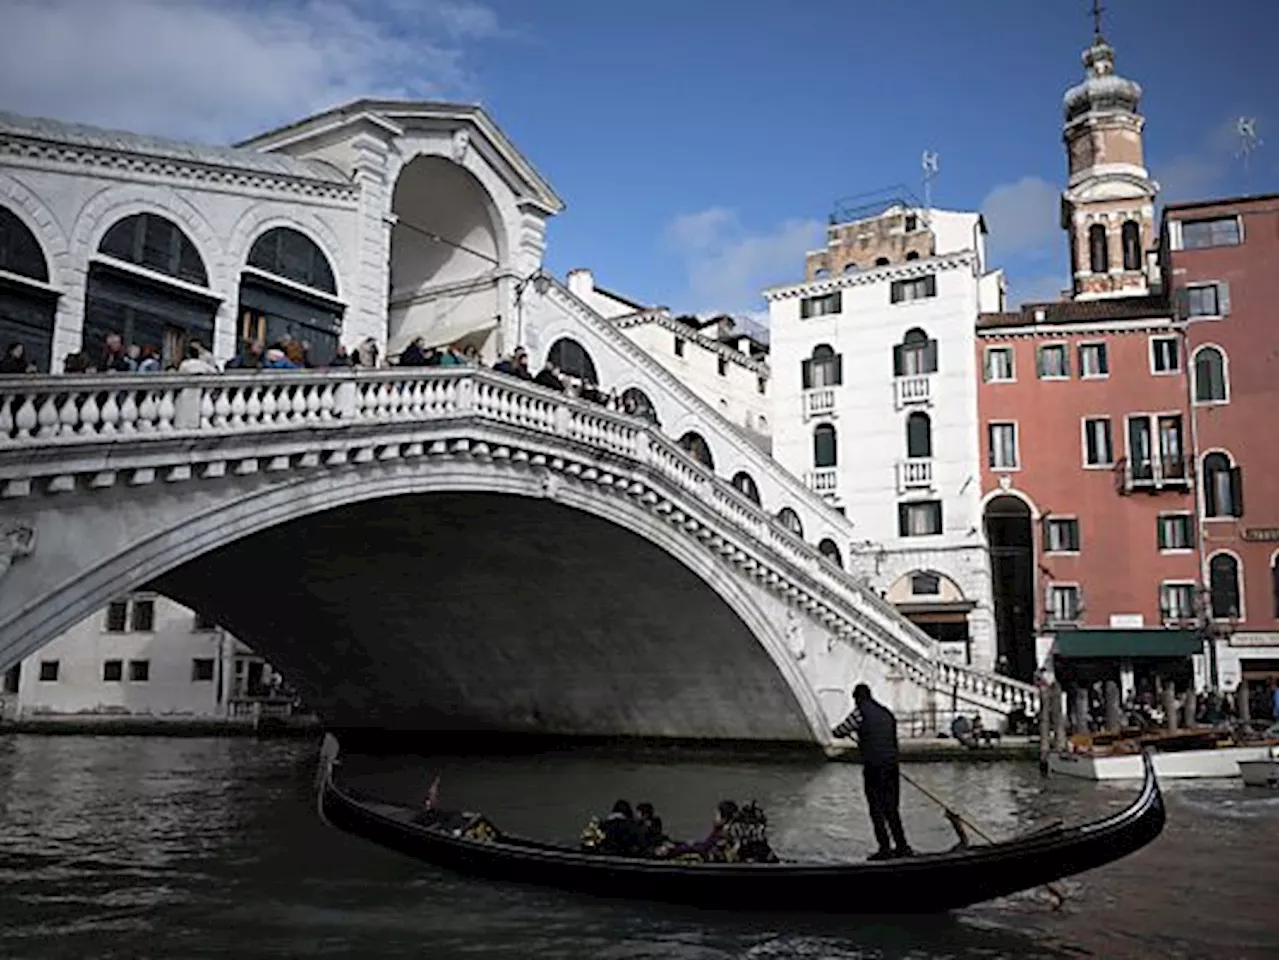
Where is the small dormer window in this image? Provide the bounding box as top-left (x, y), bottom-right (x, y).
top-left (905, 214), bottom-right (918, 232)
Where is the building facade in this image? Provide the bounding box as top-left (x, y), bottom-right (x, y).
top-left (564, 268), bottom-right (772, 457)
top-left (766, 201), bottom-right (1005, 669)
top-left (2, 593), bottom-right (282, 720)
top-left (1163, 194), bottom-right (1279, 705)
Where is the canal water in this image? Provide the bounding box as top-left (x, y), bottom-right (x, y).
top-left (0, 735), bottom-right (1274, 960)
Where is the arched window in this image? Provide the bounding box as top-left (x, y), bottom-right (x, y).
top-left (247, 227), bottom-right (337, 294)
top-left (776, 507), bottom-right (804, 537)
top-left (842, 262), bottom-right (858, 273)
top-left (1202, 452), bottom-right (1242, 518)
top-left (814, 268), bottom-right (829, 278)
top-left (1272, 554), bottom-right (1278, 619)
top-left (1209, 553), bottom-right (1242, 619)
top-left (874, 257), bottom-right (890, 266)
top-left (906, 251), bottom-right (920, 261)
top-left (621, 387), bottom-right (659, 425)
top-left (802, 343), bottom-right (842, 389)
top-left (86, 212), bottom-right (214, 368)
top-left (1088, 223), bottom-right (1109, 274)
top-left (100, 213), bottom-right (207, 285)
top-left (731, 471), bottom-right (760, 505)
top-left (894, 327), bottom-right (937, 376)
top-left (0, 205), bottom-right (55, 373)
top-left (548, 338), bottom-right (599, 384)
top-left (818, 538), bottom-right (843, 568)
top-left (240, 227), bottom-right (343, 365)
top-left (813, 423), bottom-right (837, 468)
top-left (678, 431), bottom-right (714, 470)
top-left (1121, 220), bottom-right (1141, 271)
top-left (1193, 346), bottom-right (1228, 403)
top-left (906, 411), bottom-right (932, 458)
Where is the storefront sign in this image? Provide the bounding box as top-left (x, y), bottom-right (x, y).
top-left (1243, 528), bottom-right (1279, 542)
top-left (1229, 632), bottom-right (1278, 648)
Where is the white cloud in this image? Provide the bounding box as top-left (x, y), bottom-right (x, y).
top-left (981, 176), bottom-right (1061, 259)
top-left (663, 208), bottom-right (823, 316)
top-left (0, 0), bottom-right (502, 144)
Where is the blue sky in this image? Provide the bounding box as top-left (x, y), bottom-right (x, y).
top-left (4, 0), bottom-right (1276, 319)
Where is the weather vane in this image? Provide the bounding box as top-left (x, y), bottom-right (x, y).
top-left (922, 151), bottom-right (939, 218)
top-left (1235, 117), bottom-right (1261, 168)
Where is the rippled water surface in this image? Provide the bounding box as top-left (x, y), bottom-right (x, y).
top-left (0, 735), bottom-right (1274, 959)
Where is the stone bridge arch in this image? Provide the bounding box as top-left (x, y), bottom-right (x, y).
top-left (0, 449), bottom-right (830, 742)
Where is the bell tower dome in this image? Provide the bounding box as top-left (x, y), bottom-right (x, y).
top-left (1060, 11), bottom-right (1159, 300)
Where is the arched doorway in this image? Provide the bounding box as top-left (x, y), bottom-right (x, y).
top-left (388, 155), bottom-right (502, 356)
top-left (984, 495), bottom-right (1036, 680)
top-left (239, 227), bottom-right (344, 366)
top-left (0, 205), bottom-right (56, 372)
top-left (548, 337), bottom-right (598, 384)
top-left (776, 507), bottom-right (803, 538)
top-left (620, 387), bottom-right (659, 425)
top-left (817, 538), bottom-right (843, 568)
top-left (678, 431), bottom-right (714, 470)
top-left (85, 212), bottom-right (216, 368)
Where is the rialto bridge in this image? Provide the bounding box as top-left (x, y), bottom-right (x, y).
top-left (0, 100), bottom-right (1035, 745)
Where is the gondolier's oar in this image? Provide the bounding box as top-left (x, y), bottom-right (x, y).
top-left (846, 734), bottom-right (1067, 909)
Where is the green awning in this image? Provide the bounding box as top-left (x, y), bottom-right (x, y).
top-left (1054, 629), bottom-right (1203, 659)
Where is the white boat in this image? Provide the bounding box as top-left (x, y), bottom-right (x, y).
top-left (1049, 744), bottom-right (1276, 781)
top-left (1238, 747), bottom-right (1279, 788)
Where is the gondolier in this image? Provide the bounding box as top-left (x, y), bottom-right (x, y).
top-left (832, 683), bottom-right (914, 861)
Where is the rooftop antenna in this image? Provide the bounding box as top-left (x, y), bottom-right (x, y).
top-left (921, 151), bottom-right (939, 223)
top-left (1235, 117), bottom-right (1261, 169)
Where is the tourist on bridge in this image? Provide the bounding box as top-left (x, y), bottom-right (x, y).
top-left (535, 360), bottom-right (566, 392)
top-left (832, 683), bottom-right (914, 861)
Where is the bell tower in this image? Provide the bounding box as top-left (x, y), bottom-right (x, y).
top-left (1060, 5), bottom-right (1160, 300)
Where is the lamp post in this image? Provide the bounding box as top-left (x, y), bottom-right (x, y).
top-left (513, 270), bottom-right (552, 354)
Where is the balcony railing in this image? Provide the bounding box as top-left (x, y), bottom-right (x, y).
top-left (803, 388), bottom-right (835, 419)
top-left (1114, 455), bottom-right (1192, 494)
top-left (896, 458), bottom-right (933, 492)
top-left (806, 467), bottom-right (838, 498)
top-left (893, 375), bottom-right (932, 408)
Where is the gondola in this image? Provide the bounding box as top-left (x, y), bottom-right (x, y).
top-left (314, 735), bottom-right (1165, 913)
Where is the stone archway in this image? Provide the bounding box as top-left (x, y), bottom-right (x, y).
top-left (388, 155), bottom-right (505, 356)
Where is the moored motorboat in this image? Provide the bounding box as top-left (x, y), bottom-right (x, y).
top-left (1238, 746), bottom-right (1279, 788)
top-left (314, 735), bottom-right (1165, 913)
top-left (1049, 744), bottom-right (1275, 781)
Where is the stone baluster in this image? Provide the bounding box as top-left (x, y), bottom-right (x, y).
top-left (156, 389), bottom-right (176, 431)
top-left (118, 390), bottom-right (140, 433)
top-left (318, 383), bottom-right (336, 421)
top-left (288, 384), bottom-right (307, 423)
top-left (99, 390), bottom-right (120, 435)
top-left (0, 393), bottom-right (15, 441)
top-left (77, 392), bottom-right (101, 436)
top-left (36, 393), bottom-right (60, 437)
top-left (58, 392), bottom-right (80, 435)
top-left (333, 380), bottom-right (356, 420)
top-left (245, 386), bottom-right (263, 425)
top-left (305, 382), bottom-right (322, 422)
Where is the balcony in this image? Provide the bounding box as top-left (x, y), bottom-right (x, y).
top-left (896, 458), bottom-right (933, 492)
top-left (803, 388), bottom-right (835, 420)
top-left (894, 375), bottom-right (932, 409)
top-left (806, 467), bottom-right (838, 499)
top-left (1114, 455), bottom-right (1193, 495)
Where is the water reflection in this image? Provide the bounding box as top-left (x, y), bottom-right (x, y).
top-left (0, 735), bottom-right (1275, 960)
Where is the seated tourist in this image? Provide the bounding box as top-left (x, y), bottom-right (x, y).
top-left (580, 799), bottom-right (642, 857)
top-left (635, 802), bottom-right (669, 855)
top-left (663, 799), bottom-right (739, 862)
top-left (724, 800), bottom-right (778, 863)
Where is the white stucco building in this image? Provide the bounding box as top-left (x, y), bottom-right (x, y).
top-left (563, 268), bottom-right (772, 460)
top-left (1, 593), bottom-right (281, 719)
top-left (764, 201), bottom-right (1006, 669)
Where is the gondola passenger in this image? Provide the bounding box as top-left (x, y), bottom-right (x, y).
top-left (635, 802), bottom-right (669, 855)
top-left (580, 799), bottom-right (643, 856)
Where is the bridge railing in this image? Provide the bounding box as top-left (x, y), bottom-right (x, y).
top-left (0, 367), bottom-right (1036, 708)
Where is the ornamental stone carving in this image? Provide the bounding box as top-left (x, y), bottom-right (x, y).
top-left (0, 523), bottom-right (35, 581)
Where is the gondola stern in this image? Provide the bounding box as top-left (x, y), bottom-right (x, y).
top-left (315, 733), bottom-right (341, 827)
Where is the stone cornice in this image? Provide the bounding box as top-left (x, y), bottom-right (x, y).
top-left (763, 252), bottom-right (976, 302)
top-left (0, 133), bottom-right (360, 203)
top-left (976, 316), bottom-right (1177, 339)
top-left (610, 309), bottom-right (770, 375)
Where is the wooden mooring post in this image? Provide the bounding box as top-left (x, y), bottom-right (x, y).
top-left (1163, 681), bottom-right (1179, 733)
top-left (1104, 679), bottom-right (1123, 733)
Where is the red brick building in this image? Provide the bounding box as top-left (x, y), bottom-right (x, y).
top-left (970, 27), bottom-right (1276, 701)
top-left (1162, 194), bottom-right (1279, 707)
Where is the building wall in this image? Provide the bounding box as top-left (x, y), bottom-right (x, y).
top-left (1167, 194), bottom-right (1279, 642)
top-left (769, 213), bottom-right (997, 668)
top-left (11, 594), bottom-right (268, 717)
top-left (976, 320), bottom-right (1198, 630)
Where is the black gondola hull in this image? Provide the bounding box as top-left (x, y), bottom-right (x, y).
top-left (315, 739), bottom-right (1164, 914)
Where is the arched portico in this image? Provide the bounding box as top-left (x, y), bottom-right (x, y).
top-left (387, 153), bottom-right (507, 358)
